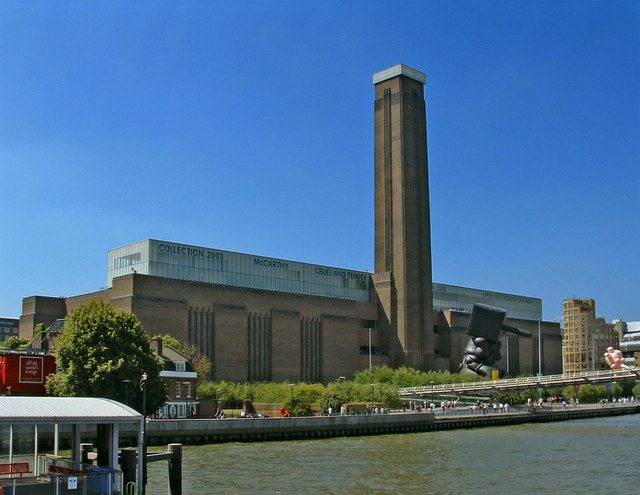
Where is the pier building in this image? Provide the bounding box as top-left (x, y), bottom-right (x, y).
top-left (615, 319), bottom-right (640, 367)
top-left (18, 65), bottom-right (562, 382)
top-left (0, 317), bottom-right (19, 342)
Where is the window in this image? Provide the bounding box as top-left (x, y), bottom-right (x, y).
top-left (360, 346), bottom-right (380, 355)
top-left (185, 382), bottom-right (192, 398)
top-left (175, 382), bottom-right (181, 398)
top-left (175, 361), bottom-right (186, 372)
top-left (114, 252), bottom-right (141, 269)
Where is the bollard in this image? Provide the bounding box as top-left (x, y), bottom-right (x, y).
top-left (120, 448), bottom-right (137, 490)
top-left (167, 443), bottom-right (182, 495)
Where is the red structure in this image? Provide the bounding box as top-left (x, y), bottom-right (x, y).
top-left (0, 349), bottom-right (56, 395)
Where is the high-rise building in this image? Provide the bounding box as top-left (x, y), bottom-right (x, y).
top-left (562, 299), bottom-right (618, 373)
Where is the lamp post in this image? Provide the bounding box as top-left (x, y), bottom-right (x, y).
top-left (505, 336), bottom-right (510, 376)
top-left (121, 379), bottom-right (132, 406)
top-left (368, 327), bottom-right (372, 369)
top-left (538, 320), bottom-right (543, 376)
top-left (139, 371), bottom-right (148, 495)
top-left (288, 383), bottom-right (294, 417)
top-left (182, 381), bottom-right (191, 417)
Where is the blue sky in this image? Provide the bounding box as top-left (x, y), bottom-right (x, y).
top-left (1, 1), bottom-right (638, 323)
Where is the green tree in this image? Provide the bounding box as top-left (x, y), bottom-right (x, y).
top-left (618, 379), bottom-right (636, 398)
top-left (153, 333), bottom-right (212, 383)
top-left (609, 382), bottom-right (623, 399)
top-left (47, 301), bottom-right (165, 414)
top-left (353, 365), bottom-right (484, 388)
top-left (33, 323), bottom-right (46, 339)
top-left (318, 381), bottom-right (353, 413)
top-left (633, 381), bottom-right (640, 400)
top-left (283, 383), bottom-right (324, 416)
top-left (574, 383), bottom-right (605, 403)
top-left (0, 336), bottom-right (30, 349)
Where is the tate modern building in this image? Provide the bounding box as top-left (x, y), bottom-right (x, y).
top-left (20, 65), bottom-right (562, 382)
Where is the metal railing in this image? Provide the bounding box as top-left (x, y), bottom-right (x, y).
top-left (399, 368), bottom-right (640, 397)
top-left (0, 455), bottom-right (123, 495)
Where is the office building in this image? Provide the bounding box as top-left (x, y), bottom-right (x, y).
top-left (562, 299), bottom-right (618, 373)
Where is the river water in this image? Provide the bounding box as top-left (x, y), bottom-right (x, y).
top-left (146, 415), bottom-right (638, 494)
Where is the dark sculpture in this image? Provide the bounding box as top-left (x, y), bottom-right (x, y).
top-left (459, 303), bottom-right (532, 378)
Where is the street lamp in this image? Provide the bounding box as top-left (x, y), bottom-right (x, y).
top-left (139, 371), bottom-right (148, 495)
top-left (505, 336), bottom-right (510, 376)
top-left (368, 327), bottom-right (372, 369)
top-left (182, 381), bottom-right (192, 417)
top-left (121, 379), bottom-right (132, 406)
top-left (538, 320), bottom-right (543, 376)
top-left (288, 383), bottom-right (294, 417)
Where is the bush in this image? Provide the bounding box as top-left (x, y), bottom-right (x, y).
top-left (354, 365), bottom-right (484, 388)
top-left (283, 383), bottom-right (324, 416)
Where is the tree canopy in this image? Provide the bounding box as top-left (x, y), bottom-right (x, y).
top-left (0, 336), bottom-right (30, 349)
top-left (47, 301), bottom-right (165, 414)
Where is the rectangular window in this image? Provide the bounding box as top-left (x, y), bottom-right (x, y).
top-left (175, 382), bottom-right (181, 398)
top-left (175, 361), bottom-right (186, 372)
top-left (114, 252), bottom-right (141, 269)
top-left (185, 382), bottom-right (192, 398)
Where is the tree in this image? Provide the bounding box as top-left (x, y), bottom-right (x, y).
top-left (575, 383), bottom-right (605, 403)
top-left (0, 336), bottom-right (30, 349)
top-left (152, 334), bottom-right (212, 383)
top-left (47, 301), bottom-right (165, 414)
top-left (33, 322), bottom-right (46, 338)
top-left (282, 383), bottom-right (324, 416)
top-left (632, 381), bottom-right (640, 400)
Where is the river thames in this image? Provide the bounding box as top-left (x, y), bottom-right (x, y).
top-left (146, 415), bottom-right (638, 494)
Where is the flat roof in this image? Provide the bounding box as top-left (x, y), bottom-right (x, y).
top-left (0, 397), bottom-right (142, 424)
top-left (372, 64), bottom-right (426, 84)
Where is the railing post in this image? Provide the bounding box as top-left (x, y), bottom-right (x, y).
top-left (121, 449), bottom-right (137, 491)
top-left (167, 443), bottom-right (182, 495)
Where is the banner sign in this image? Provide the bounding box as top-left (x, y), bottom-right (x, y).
top-left (19, 356), bottom-right (43, 383)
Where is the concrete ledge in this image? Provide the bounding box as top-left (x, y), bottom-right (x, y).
top-left (117, 404), bottom-right (640, 446)
top-left (130, 413), bottom-right (435, 445)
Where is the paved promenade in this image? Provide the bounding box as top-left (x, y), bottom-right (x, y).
top-left (119, 402), bottom-right (640, 446)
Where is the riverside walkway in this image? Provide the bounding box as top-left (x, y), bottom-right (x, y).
top-left (399, 367), bottom-right (640, 398)
top-left (121, 402), bottom-right (639, 446)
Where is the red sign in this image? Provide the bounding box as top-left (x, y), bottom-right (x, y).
top-left (19, 356), bottom-right (43, 384)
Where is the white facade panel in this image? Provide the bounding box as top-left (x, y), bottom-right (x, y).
top-left (107, 240), bottom-right (543, 320)
top-left (432, 282), bottom-right (542, 321)
top-left (107, 239), bottom-right (371, 303)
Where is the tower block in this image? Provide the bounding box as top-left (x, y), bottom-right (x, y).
top-left (372, 64), bottom-right (434, 370)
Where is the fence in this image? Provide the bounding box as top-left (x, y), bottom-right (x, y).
top-left (0, 455), bottom-right (123, 495)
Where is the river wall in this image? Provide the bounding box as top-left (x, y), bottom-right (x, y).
top-left (123, 404), bottom-right (640, 446)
